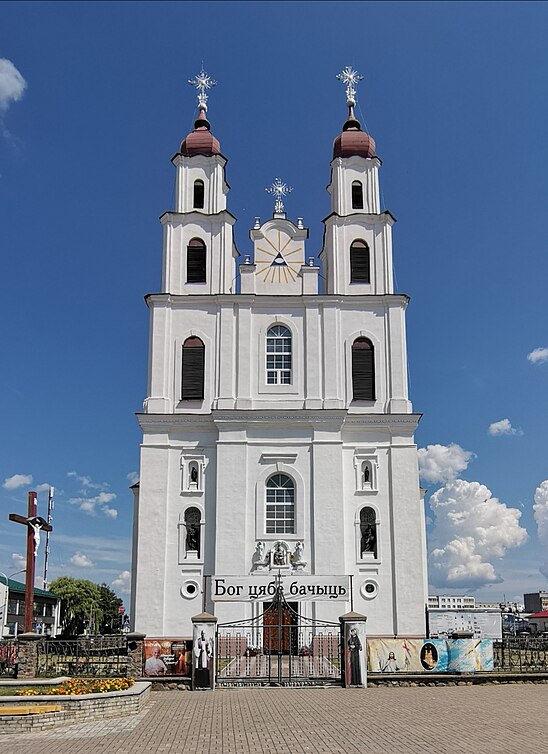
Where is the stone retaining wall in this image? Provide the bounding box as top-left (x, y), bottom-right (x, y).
top-left (368, 673), bottom-right (548, 687)
top-left (0, 682), bottom-right (151, 734)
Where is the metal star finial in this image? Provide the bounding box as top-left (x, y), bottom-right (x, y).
top-left (188, 66), bottom-right (217, 112)
top-left (336, 66), bottom-right (363, 106)
top-left (265, 178), bottom-right (293, 214)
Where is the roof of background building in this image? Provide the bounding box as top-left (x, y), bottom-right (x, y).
top-left (3, 578), bottom-right (57, 599)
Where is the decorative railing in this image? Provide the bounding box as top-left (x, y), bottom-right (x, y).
top-left (494, 637), bottom-right (548, 672)
top-left (0, 639), bottom-right (17, 677)
top-left (36, 636), bottom-right (128, 677)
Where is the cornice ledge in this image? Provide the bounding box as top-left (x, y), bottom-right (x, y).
top-left (212, 409), bottom-right (348, 426)
top-left (159, 209), bottom-right (237, 225)
top-left (136, 412), bottom-right (215, 430)
top-left (344, 413), bottom-right (422, 427)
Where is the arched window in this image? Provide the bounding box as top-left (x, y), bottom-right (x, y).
top-left (182, 337), bottom-right (205, 400)
top-left (352, 337), bottom-right (375, 401)
top-left (187, 238), bottom-right (206, 283)
top-left (360, 507), bottom-right (377, 558)
top-left (350, 240), bottom-right (370, 283)
top-left (266, 474), bottom-right (295, 534)
top-left (184, 506), bottom-right (201, 558)
top-left (193, 179), bottom-right (205, 209)
top-left (266, 325), bottom-right (292, 385)
top-left (351, 181), bottom-right (364, 209)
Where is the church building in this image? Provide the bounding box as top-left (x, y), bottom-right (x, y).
top-left (130, 68), bottom-right (428, 640)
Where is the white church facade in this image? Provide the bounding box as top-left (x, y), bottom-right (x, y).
top-left (130, 69), bottom-right (428, 639)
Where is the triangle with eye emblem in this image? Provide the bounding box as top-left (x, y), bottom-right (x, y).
top-left (272, 252), bottom-right (287, 266)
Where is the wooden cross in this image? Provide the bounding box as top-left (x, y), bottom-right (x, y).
top-left (9, 491), bottom-right (53, 633)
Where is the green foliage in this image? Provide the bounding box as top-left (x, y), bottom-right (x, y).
top-left (49, 577), bottom-right (104, 637)
top-left (97, 583), bottom-right (123, 634)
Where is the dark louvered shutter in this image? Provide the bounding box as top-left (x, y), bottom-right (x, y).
top-left (182, 338), bottom-right (205, 399)
top-left (352, 339), bottom-right (375, 400)
top-left (350, 241), bottom-right (370, 283)
top-left (187, 239), bottom-right (206, 283)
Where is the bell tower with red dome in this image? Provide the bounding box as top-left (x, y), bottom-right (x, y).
top-left (320, 67), bottom-right (396, 297)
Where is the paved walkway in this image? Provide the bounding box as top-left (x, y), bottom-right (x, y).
top-left (0, 685), bottom-right (547, 753)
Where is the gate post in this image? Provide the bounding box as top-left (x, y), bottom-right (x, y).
top-left (126, 632), bottom-right (146, 678)
top-left (340, 611), bottom-right (367, 688)
top-left (16, 632), bottom-right (42, 679)
top-left (191, 612), bottom-right (217, 691)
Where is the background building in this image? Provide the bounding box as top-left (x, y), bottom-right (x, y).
top-left (524, 591), bottom-right (548, 614)
top-left (131, 71), bottom-right (428, 639)
top-left (0, 579), bottom-right (60, 637)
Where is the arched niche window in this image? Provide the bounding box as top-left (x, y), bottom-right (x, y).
top-left (193, 179), bottom-right (205, 209)
top-left (360, 506), bottom-right (377, 558)
top-left (266, 474), bottom-right (295, 534)
top-left (266, 325), bottom-right (292, 385)
top-left (187, 238), bottom-right (206, 283)
top-left (182, 337), bottom-right (205, 400)
top-left (350, 240), bottom-right (370, 284)
top-left (352, 337), bottom-right (375, 401)
top-left (351, 181), bottom-right (364, 209)
top-left (184, 506), bottom-right (201, 558)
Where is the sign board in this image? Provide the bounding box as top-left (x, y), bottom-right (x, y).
top-left (211, 575), bottom-right (351, 602)
top-left (427, 609), bottom-right (502, 640)
top-left (0, 582), bottom-right (8, 638)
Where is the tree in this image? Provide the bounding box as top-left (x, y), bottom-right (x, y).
top-left (97, 583), bottom-right (123, 634)
top-left (49, 577), bottom-right (104, 637)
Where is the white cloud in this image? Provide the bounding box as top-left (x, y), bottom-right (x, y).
top-left (418, 444), bottom-right (474, 485)
top-left (126, 472), bottom-right (139, 485)
top-left (2, 473), bottom-right (33, 490)
top-left (428, 479), bottom-right (527, 589)
top-left (0, 59), bottom-right (26, 113)
top-left (112, 570), bottom-right (131, 595)
top-left (527, 347), bottom-right (548, 365)
top-left (68, 490), bottom-right (117, 516)
top-left (11, 552), bottom-right (25, 570)
top-left (488, 418), bottom-right (523, 437)
top-left (70, 552), bottom-right (93, 568)
top-left (67, 471), bottom-right (108, 491)
top-left (533, 480), bottom-right (548, 579)
top-left (35, 483), bottom-right (52, 494)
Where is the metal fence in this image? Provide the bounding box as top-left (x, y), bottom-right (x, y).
top-left (36, 636), bottom-right (128, 677)
top-left (0, 639), bottom-right (17, 677)
top-left (494, 637), bottom-right (548, 672)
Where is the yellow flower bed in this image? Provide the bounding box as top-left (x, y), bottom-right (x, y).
top-left (17, 678), bottom-right (135, 696)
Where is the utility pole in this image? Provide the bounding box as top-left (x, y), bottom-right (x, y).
top-left (9, 492), bottom-right (53, 633)
top-left (43, 486), bottom-right (54, 590)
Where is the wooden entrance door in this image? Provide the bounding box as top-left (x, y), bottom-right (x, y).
top-left (263, 602), bottom-right (297, 654)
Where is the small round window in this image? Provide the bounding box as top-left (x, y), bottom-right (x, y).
top-left (360, 579), bottom-right (378, 600)
top-left (181, 579), bottom-right (200, 600)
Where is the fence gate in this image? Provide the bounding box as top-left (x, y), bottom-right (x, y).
top-left (216, 591), bottom-right (341, 687)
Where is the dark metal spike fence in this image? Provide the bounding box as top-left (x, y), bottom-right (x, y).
top-left (494, 637), bottom-right (548, 672)
top-left (36, 636), bottom-right (129, 677)
top-left (0, 639), bottom-right (17, 677)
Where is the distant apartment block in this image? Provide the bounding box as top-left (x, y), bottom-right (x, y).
top-left (428, 595), bottom-right (476, 609)
top-left (524, 591), bottom-right (548, 614)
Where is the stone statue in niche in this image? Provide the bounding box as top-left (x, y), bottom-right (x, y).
top-left (189, 465), bottom-right (199, 488)
top-left (291, 540), bottom-right (307, 571)
top-left (363, 464), bottom-right (370, 486)
top-left (186, 523), bottom-right (199, 552)
top-left (255, 541), bottom-right (265, 562)
top-left (360, 524), bottom-right (376, 558)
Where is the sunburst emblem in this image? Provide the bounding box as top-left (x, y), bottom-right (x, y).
top-left (254, 227), bottom-right (303, 284)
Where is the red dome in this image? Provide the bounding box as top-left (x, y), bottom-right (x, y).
top-left (333, 111), bottom-right (376, 160)
top-left (180, 110), bottom-right (221, 157)
top-left (333, 128), bottom-right (376, 159)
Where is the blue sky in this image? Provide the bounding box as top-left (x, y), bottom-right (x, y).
top-left (1, 1), bottom-right (547, 608)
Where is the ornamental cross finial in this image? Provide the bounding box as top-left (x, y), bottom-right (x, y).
top-left (265, 178), bottom-right (293, 214)
top-left (188, 66), bottom-right (217, 113)
top-left (336, 66), bottom-right (363, 107)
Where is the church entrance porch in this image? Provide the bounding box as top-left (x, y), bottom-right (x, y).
top-left (216, 593), bottom-right (341, 687)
